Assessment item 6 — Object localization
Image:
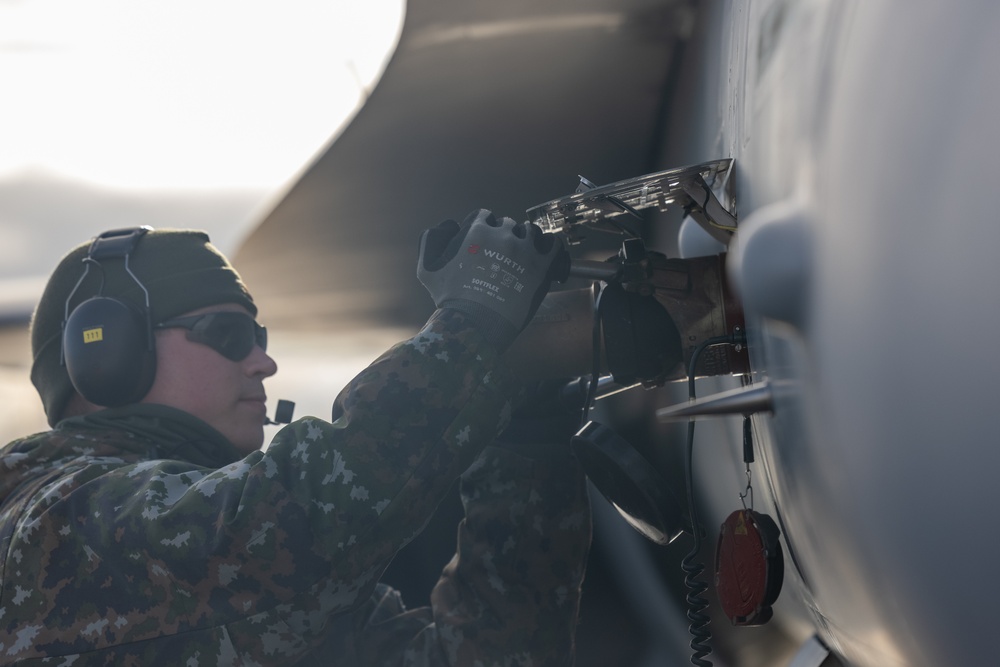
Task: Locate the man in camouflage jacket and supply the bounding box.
[0,213,589,665]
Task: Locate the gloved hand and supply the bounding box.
[418,209,570,351]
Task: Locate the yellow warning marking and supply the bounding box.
[82,327,104,344]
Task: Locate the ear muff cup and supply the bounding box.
[63,296,157,407]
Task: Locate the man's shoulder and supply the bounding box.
[1,424,153,486]
[4,422,143,455]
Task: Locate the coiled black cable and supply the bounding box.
[681,332,746,666]
[682,413,712,666]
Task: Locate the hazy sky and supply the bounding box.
[0,0,404,190]
[0,0,404,305]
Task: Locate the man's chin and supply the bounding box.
[228,424,265,455]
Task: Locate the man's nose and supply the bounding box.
[246,344,278,378]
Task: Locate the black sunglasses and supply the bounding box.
[155,312,267,361]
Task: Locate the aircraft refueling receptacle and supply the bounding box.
[512,158,786,665]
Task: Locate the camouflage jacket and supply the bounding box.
[0,310,592,665]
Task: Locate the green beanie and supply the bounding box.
[30,228,257,426]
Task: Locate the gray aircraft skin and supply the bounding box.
[698,3,1000,666]
[239,1,1000,665]
[662,2,1000,665]
[2,1,997,666]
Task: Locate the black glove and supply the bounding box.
[417,209,569,351]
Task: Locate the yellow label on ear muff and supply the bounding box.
[82,327,104,343]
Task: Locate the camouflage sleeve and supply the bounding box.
[349,443,592,666]
[212,309,525,655]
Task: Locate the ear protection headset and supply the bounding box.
[61,226,157,407]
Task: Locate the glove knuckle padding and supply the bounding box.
[417,210,564,337]
[463,208,498,228]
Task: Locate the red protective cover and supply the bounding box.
[714,509,784,626]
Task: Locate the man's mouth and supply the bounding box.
[241,395,267,410]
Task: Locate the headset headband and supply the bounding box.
[63,226,154,344]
